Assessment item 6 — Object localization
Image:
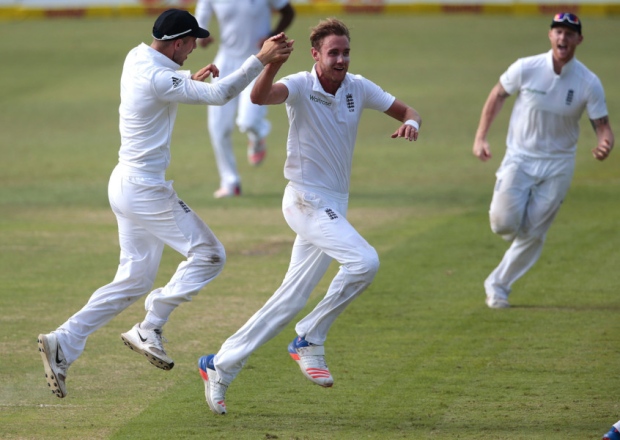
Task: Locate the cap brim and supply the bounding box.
[550,22,581,34]
[195,28,210,39]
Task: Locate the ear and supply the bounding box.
[311,47,319,62]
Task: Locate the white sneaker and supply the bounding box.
[213,184,241,199]
[486,295,510,309]
[38,333,68,398]
[288,336,333,387]
[121,324,174,370]
[198,354,228,414]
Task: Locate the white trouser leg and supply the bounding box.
[236,83,270,143]
[485,157,573,298]
[208,98,240,189]
[214,184,379,384]
[215,236,332,385]
[56,166,225,364]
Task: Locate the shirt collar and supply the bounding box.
[546,49,575,76]
[310,64,349,97]
[140,42,181,70]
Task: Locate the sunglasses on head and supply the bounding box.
[553,12,580,25]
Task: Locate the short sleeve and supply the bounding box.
[279,73,302,104]
[499,59,522,95]
[359,76,395,112]
[586,75,608,120]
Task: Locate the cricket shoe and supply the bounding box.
[214,184,241,199]
[603,427,620,440]
[247,138,266,166]
[37,333,68,398]
[486,295,510,309]
[288,336,333,387]
[198,354,228,415]
[121,324,174,370]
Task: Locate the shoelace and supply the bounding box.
[151,329,168,351]
[212,380,228,400]
[303,354,329,370]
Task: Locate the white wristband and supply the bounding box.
[404,119,419,131]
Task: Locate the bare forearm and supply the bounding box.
[475,83,508,141]
[591,115,615,160]
[250,63,281,105]
[272,4,295,35]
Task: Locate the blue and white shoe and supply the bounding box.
[198,354,227,415]
[288,336,333,387]
[603,427,620,440]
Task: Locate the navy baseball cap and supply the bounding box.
[550,12,582,35]
[152,9,210,41]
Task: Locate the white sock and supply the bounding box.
[139,320,159,331]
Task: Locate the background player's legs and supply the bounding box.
[208,98,241,196]
[486,165,573,300]
[237,84,270,166]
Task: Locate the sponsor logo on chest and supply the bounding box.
[309,94,332,107]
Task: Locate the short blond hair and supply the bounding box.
[309,18,350,50]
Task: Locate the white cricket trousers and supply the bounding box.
[55,164,226,365]
[213,182,380,385]
[485,154,574,299]
[208,54,270,189]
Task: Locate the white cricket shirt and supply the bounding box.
[278,66,395,195]
[195,0,289,60]
[118,43,263,173]
[500,50,608,159]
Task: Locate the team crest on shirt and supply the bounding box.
[346,93,355,112]
[172,77,183,88]
[566,89,574,105]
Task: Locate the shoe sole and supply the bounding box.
[37,335,66,398]
[485,297,510,309]
[120,334,174,371]
[199,367,227,414]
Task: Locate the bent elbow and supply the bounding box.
[250,92,264,105]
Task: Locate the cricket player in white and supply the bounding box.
[198,18,422,414]
[37,9,293,399]
[195,0,295,198]
[473,13,614,309]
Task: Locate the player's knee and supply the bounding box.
[194,245,226,278]
[490,212,519,241]
[356,247,380,283]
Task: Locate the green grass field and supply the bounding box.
[1,13,619,439]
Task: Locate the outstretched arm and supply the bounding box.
[385,99,422,142]
[250,63,290,105]
[250,38,295,106]
[473,82,510,162]
[590,115,614,161]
